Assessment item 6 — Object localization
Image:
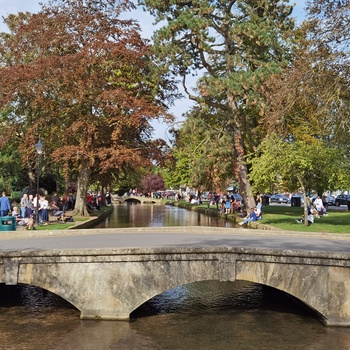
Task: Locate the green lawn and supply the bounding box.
[34,223,75,230]
[177,201,350,234]
[259,205,350,234]
[33,206,112,230]
[34,217,90,231]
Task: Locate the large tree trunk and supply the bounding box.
[297,176,309,226]
[73,164,91,217]
[233,129,256,212]
[228,95,256,213]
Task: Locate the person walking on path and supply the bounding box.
[0,191,11,217]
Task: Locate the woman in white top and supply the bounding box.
[39,196,49,224]
[314,196,326,215]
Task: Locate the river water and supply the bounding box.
[93,201,234,229]
[1,203,350,349]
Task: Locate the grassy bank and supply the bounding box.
[259,205,350,234]
[172,200,350,234]
[33,206,111,231]
[32,201,350,234]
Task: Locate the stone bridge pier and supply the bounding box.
[1,247,350,326]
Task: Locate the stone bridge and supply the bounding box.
[113,196,163,204]
[0,242,349,327]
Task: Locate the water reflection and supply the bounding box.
[94,203,234,229]
[130,281,350,350]
[1,203,350,349]
[0,280,350,350]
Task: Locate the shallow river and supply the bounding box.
[93,202,235,228]
[1,203,349,349]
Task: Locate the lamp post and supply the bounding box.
[35,139,44,225]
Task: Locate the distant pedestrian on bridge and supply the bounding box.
[0,191,11,217]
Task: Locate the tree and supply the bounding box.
[138,0,296,209]
[305,0,350,150]
[163,106,236,193]
[258,2,350,198]
[0,0,174,215]
[306,0,350,51]
[140,173,166,193]
[249,134,346,225]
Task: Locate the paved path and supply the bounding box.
[0,226,349,254]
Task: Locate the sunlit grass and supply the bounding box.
[260,206,350,234]
[178,201,350,234]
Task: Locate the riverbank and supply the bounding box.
[9,200,350,235]
[167,200,276,230]
[168,200,350,234]
[14,206,113,232]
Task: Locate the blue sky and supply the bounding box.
[0,0,307,139]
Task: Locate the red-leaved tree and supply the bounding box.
[141,174,166,193]
[0,0,175,215]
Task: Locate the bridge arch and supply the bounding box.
[0,282,79,312]
[123,269,324,324]
[130,279,322,321]
[0,246,349,326]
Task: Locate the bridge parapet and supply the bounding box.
[0,246,349,326]
[113,196,163,204]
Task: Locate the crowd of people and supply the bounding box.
[182,191,266,226]
[0,187,335,230]
[185,192,245,214]
[0,191,76,230]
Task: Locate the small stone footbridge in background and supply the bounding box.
[0,227,349,327]
[113,196,163,204]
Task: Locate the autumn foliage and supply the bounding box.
[0,0,173,214]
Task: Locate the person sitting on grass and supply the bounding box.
[314,195,327,216]
[296,205,317,225]
[50,202,74,223]
[13,205,35,229]
[24,216,35,230]
[12,206,33,227]
[50,201,64,219]
[12,206,22,221]
[239,207,259,226]
[256,206,262,220]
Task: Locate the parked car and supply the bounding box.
[335,194,350,207]
[326,195,335,206]
[269,194,289,204]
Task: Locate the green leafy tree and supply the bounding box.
[138,0,296,209]
[164,106,235,193]
[249,134,347,224]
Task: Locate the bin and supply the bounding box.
[262,195,270,206]
[291,197,301,207]
[0,216,16,231]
